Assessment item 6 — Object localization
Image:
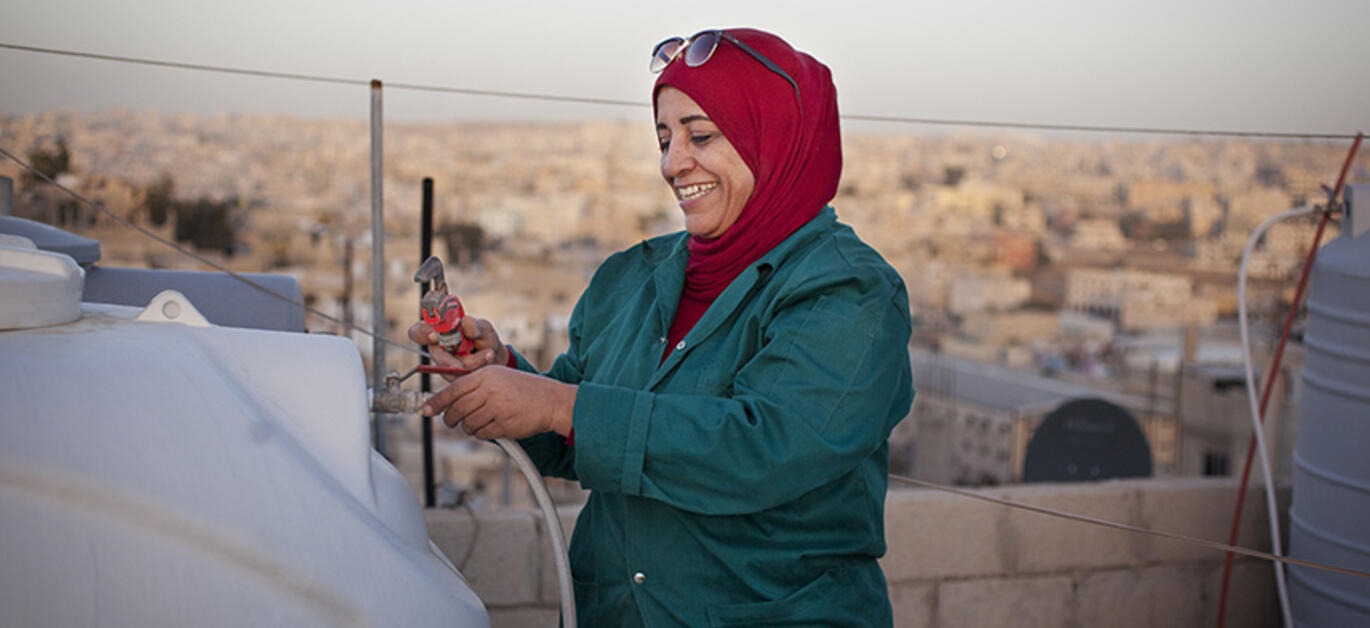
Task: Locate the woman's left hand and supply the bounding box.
[422,366,577,440]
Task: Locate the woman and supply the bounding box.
[413,28,913,627]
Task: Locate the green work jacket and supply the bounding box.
[515,206,913,627]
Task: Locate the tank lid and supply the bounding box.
[0,239,84,330]
[0,215,101,266]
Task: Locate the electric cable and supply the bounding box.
[454,502,480,572]
[1215,131,1364,628]
[0,42,641,109]
[887,473,1370,581]
[8,39,1370,620]
[1,41,1361,140]
[13,136,1370,614]
[0,143,428,360]
[840,113,1358,139]
[1236,205,1315,628]
[3,140,576,625]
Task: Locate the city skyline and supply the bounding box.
[2,0,1367,138]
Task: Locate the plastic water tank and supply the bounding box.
[0,240,489,627]
[1288,184,1370,626]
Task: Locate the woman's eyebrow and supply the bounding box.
[656,115,712,132]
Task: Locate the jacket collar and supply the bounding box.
[648,206,838,385]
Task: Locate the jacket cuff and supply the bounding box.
[507,345,536,373]
[572,382,651,496]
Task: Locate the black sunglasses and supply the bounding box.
[650,30,801,105]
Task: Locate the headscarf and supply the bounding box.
[654,28,843,303]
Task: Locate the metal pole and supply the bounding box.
[342,238,354,336]
[0,176,12,216]
[370,79,388,457]
[420,177,436,508]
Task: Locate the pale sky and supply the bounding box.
[2,0,1367,137]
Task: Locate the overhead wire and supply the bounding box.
[5,36,1370,599]
[0,42,643,109]
[0,144,428,361]
[8,135,1370,591]
[840,113,1358,140]
[888,473,1370,581]
[1217,132,1363,628]
[1,41,1362,140]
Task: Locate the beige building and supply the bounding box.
[1126,180,1216,212]
[1065,268,1217,331]
[946,271,1032,315]
[1069,218,1129,251]
[1173,362,1298,481]
[898,350,1174,487]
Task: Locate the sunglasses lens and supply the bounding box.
[683,31,719,67]
[650,38,683,73]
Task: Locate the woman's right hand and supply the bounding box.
[407,316,509,381]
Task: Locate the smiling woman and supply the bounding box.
[412,28,913,627]
[655,87,755,239]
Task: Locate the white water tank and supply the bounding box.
[0,240,489,627]
[1288,183,1370,626]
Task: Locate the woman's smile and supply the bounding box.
[675,181,717,202]
[655,86,755,239]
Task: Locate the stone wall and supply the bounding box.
[425,477,1288,627]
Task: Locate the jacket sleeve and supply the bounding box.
[570,262,913,516]
[512,305,589,481]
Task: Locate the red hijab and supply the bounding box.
[654,29,843,344]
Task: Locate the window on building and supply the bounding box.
[1203,451,1229,476]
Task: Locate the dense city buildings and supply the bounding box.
[3,109,1363,491]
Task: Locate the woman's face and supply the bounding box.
[655,87,755,239]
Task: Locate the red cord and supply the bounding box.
[1214,132,1362,628]
[417,364,470,376]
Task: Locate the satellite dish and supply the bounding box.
[1023,397,1152,483]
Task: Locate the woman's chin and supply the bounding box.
[683,221,724,239]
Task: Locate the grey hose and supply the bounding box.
[368,389,576,627]
[492,437,576,628]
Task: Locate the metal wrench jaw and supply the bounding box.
[414,255,467,353]
[414,256,448,294]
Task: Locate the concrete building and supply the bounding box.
[897,350,1174,487]
[1065,267,1217,331]
[946,271,1032,315]
[1125,180,1216,212]
[992,231,1039,271]
[426,479,1289,627]
[1070,218,1128,251]
[1173,362,1298,482]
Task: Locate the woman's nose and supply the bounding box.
[661,138,694,178]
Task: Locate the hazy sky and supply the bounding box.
[2,0,1367,137]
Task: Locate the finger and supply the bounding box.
[424,345,466,381]
[460,405,499,437]
[429,343,461,366]
[456,348,497,371]
[422,374,479,417]
[460,315,484,341]
[442,385,487,429]
[408,321,438,345]
[473,421,504,441]
[465,318,505,355]
[422,384,457,418]
[441,407,463,429]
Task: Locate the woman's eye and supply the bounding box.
[657,138,670,152]
[690,134,712,144]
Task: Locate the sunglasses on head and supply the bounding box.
[650,30,801,103]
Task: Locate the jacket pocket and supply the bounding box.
[695,368,735,396]
[571,575,632,627]
[705,569,845,627]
